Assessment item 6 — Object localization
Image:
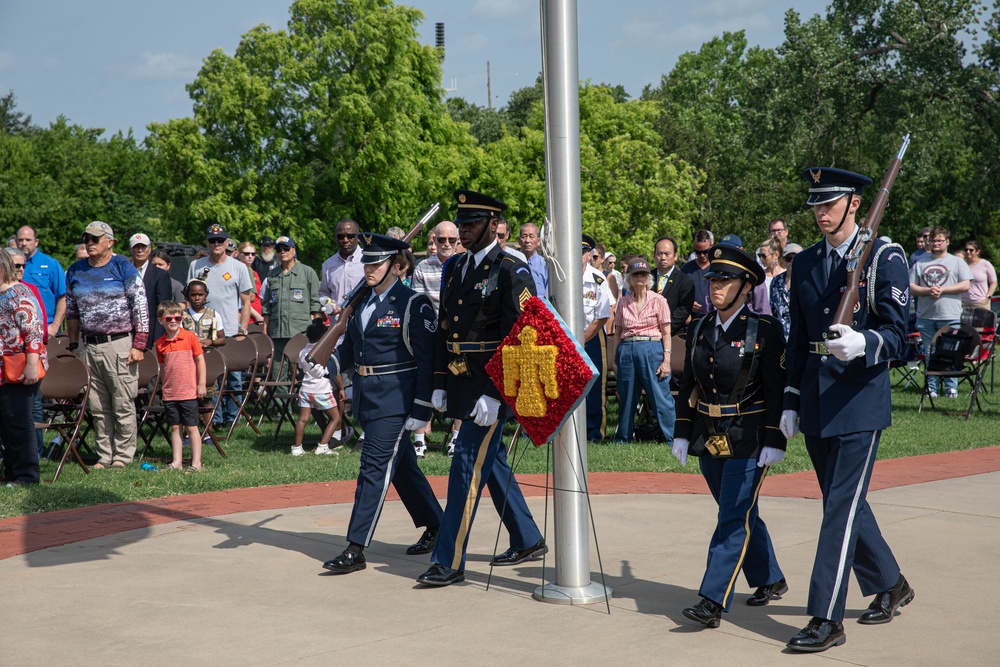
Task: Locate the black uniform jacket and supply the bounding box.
[432,243,536,420]
[675,309,787,458]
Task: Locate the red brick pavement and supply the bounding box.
[3,446,999,561]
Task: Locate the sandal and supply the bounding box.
[184,466,202,474]
[164,464,184,471]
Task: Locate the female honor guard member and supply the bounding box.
[417,190,546,587]
[781,168,913,652]
[672,244,788,629]
[582,234,613,441]
[309,233,444,574]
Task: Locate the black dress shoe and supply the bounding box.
[322,550,366,574]
[416,563,465,587]
[490,539,548,566]
[682,598,722,628]
[746,577,788,606]
[405,528,438,555]
[858,574,914,624]
[786,617,846,652]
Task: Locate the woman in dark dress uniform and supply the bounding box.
[671,243,788,628]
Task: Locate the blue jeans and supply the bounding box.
[916,317,959,394]
[214,371,242,424]
[614,339,675,443]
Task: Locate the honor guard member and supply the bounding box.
[417,190,546,587]
[582,234,613,440]
[308,233,444,574]
[672,244,788,629]
[781,168,913,652]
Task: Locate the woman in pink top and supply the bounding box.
[961,240,997,309]
[611,257,675,443]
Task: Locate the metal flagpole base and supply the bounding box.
[533,581,612,605]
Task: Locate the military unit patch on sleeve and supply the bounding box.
[519,287,532,310]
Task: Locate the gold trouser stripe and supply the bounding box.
[598,328,607,438]
[451,421,499,570]
[723,464,770,605]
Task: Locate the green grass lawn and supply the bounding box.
[3,373,998,519]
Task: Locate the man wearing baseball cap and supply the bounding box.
[129,232,171,348]
[66,221,150,468]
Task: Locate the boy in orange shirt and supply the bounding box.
[155,301,207,472]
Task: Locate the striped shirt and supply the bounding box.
[155,328,204,401]
[412,254,446,315]
[613,291,671,339]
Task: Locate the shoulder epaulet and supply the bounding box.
[503,255,517,263]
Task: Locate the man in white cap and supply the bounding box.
[129,232,171,348]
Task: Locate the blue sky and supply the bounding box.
[0,0,830,139]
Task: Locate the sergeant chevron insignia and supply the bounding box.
[519,288,532,310]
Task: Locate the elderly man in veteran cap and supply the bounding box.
[66,221,149,468]
[416,189,547,587]
[129,232,172,348]
[781,167,914,653]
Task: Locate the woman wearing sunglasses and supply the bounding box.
[961,240,997,310]
[237,242,264,323]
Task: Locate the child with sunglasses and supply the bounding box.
[155,300,207,473]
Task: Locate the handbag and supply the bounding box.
[3,352,46,383]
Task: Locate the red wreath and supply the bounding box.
[486,296,595,445]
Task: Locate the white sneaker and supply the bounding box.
[291,445,305,457]
[928,390,939,398]
[414,443,427,459]
[946,389,959,399]
[314,444,339,455]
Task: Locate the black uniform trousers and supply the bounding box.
[345,415,443,547]
[584,329,607,441]
[804,430,901,622]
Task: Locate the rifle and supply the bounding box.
[829,134,911,337]
[306,202,440,366]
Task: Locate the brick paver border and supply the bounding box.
[3,445,999,561]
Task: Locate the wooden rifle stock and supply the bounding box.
[829,135,911,336]
[307,202,440,366]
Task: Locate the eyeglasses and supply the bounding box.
[437,236,458,244]
[82,234,103,244]
[694,249,709,256]
[162,315,184,322]
[337,233,357,240]
[207,238,227,245]
[783,253,798,261]
[930,238,948,243]
[241,251,256,257]
[757,253,769,259]
[276,245,293,252]
[13,264,24,269]
[770,228,785,233]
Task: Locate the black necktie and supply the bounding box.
[829,249,841,280]
[462,254,476,286]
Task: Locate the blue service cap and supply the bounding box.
[358,232,411,264]
[801,167,873,206]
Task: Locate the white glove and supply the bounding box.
[758,446,786,467]
[826,324,866,361]
[470,395,501,426]
[671,438,689,467]
[779,410,799,440]
[404,416,429,431]
[432,389,447,412]
[303,354,329,379]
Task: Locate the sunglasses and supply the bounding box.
[437,236,458,244]
[965,247,977,253]
[783,253,798,261]
[694,249,710,256]
[82,234,104,244]
[757,253,769,259]
[13,264,24,269]
[496,232,508,239]
[241,251,256,257]
[337,233,357,240]
[162,315,183,322]
[207,238,228,245]
[276,245,293,252]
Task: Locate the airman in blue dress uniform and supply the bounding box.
[313,233,444,574]
[781,167,914,652]
[416,190,546,587]
[672,244,788,629]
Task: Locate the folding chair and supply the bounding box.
[246,331,274,421]
[891,332,923,389]
[256,332,308,428]
[135,356,173,459]
[47,335,72,357]
[216,335,261,441]
[918,320,993,419]
[199,347,229,456]
[39,354,93,482]
[268,334,310,446]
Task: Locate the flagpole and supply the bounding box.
[534,0,611,605]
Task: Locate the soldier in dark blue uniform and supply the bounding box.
[782,168,914,652]
[416,190,546,587]
[672,244,788,629]
[309,233,444,574]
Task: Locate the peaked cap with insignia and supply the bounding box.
[359,232,411,265]
[801,167,873,206]
[703,243,765,287]
[452,189,507,225]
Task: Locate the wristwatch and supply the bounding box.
[238,327,248,335]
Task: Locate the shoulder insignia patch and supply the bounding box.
[594,274,604,284]
[515,266,530,275]
[891,286,909,306]
[518,288,532,311]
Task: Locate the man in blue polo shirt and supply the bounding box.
[17,226,66,338]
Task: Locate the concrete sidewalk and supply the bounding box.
[1,466,996,665]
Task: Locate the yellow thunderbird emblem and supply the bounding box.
[501,326,560,417]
